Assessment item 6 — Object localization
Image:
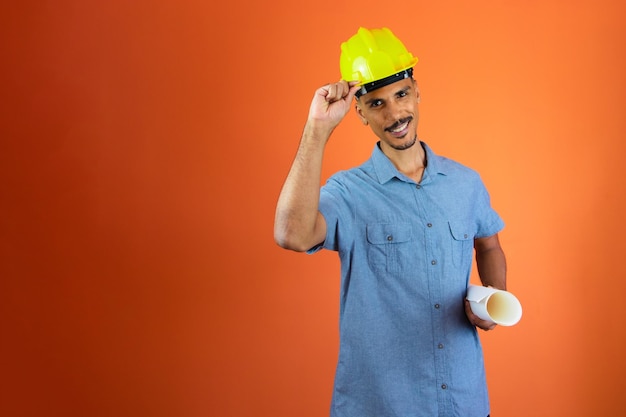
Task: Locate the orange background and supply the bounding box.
[2,1,625,416]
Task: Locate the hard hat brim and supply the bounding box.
[355,67,415,98]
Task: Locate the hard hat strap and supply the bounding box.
[355,68,414,98]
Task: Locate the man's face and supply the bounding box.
[355,78,420,152]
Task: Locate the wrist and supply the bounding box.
[303,119,334,145]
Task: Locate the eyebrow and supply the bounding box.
[364,86,412,106]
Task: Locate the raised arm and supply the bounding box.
[274,81,360,252]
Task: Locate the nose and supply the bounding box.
[384,99,403,122]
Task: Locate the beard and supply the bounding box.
[389,134,418,151]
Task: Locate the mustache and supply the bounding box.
[384,117,413,132]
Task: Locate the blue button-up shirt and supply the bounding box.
[309,142,504,417]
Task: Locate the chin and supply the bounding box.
[391,135,417,151]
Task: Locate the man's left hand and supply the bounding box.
[464,299,497,331]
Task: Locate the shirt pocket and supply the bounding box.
[366,222,413,276]
[448,220,474,270]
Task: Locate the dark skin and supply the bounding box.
[275,79,507,331]
[466,234,507,330]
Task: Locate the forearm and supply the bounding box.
[274,122,331,251]
[475,238,507,290]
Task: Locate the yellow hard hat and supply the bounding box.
[340,27,418,97]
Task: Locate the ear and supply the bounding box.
[414,82,421,103]
[355,103,368,125]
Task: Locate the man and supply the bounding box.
[274,27,506,417]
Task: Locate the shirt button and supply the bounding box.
[464,233,468,238]
[387,235,393,242]
[438,343,444,349]
[441,384,448,390]
[427,223,432,228]
[431,260,437,265]
[416,184,421,189]
[434,304,440,309]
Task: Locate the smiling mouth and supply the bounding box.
[385,117,412,133]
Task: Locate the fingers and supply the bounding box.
[464,299,497,331]
[324,80,360,103]
[325,81,348,103]
[476,319,497,331]
[347,81,361,100]
[308,80,361,127]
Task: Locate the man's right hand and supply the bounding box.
[307,80,361,134]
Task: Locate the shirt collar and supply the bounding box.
[371,141,447,184]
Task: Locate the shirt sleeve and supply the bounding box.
[474,175,505,238]
[306,175,354,254]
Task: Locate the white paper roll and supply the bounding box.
[466,285,522,326]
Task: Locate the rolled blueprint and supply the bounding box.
[466,285,522,326]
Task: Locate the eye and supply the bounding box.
[370,99,383,108]
[397,90,408,98]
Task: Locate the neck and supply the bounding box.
[380,139,427,181]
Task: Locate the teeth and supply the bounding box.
[391,122,408,132]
